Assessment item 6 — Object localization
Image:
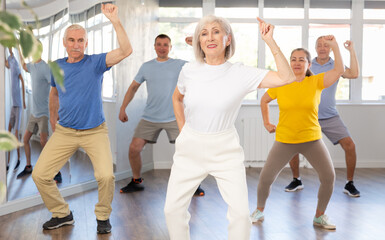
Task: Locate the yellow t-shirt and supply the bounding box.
[267,73,325,144]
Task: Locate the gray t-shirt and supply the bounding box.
[310,58,338,119]
[134,58,187,123]
[27,60,51,117]
[8,55,22,107]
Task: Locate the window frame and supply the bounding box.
[159,0,385,103]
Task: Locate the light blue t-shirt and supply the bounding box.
[51,53,111,130]
[27,60,51,118]
[8,55,22,107]
[310,58,339,119]
[135,58,187,123]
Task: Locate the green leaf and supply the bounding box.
[19,29,34,58]
[48,61,65,91]
[0,11,22,30]
[0,22,17,47]
[31,39,43,62]
[0,130,23,151]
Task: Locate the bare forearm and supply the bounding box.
[266,40,295,85]
[173,100,185,132]
[120,87,136,111]
[261,101,271,126]
[345,49,359,78]
[113,20,132,57]
[49,91,59,128]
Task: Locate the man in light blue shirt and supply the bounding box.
[16,46,52,179]
[284,37,360,197]
[119,34,205,196]
[5,47,26,173]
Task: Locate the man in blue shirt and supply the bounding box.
[119,34,205,196]
[5,47,26,173]
[284,37,360,197]
[32,4,132,234]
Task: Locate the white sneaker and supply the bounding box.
[313,214,336,230]
[250,209,264,223]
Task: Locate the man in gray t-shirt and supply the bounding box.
[119,34,204,196]
[16,46,54,179]
[5,47,26,173]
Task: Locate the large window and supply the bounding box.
[159,0,385,103]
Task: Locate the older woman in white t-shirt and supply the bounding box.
[164,15,296,240]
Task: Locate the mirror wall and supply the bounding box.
[3,0,118,202]
[2,0,159,210]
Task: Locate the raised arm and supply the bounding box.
[17,46,28,72]
[257,18,296,89]
[119,81,141,122]
[342,40,359,79]
[323,35,345,88]
[103,4,133,68]
[260,92,276,133]
[49,87,59,132]
[19,74,26,109]
[172,88,185,132]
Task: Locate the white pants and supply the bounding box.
[164,126,251,240]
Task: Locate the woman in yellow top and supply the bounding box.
[250,35,344,230]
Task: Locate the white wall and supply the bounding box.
[153,104,385,169]
[114,0,159,174]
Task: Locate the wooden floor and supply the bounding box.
[1,167,385,240]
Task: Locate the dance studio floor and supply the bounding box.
[0,167,384,240]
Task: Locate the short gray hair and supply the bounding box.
[63,24,88,41]
[193,15,236,63]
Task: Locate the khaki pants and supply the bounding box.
[32,122,115,220]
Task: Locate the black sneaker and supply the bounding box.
[97,219,112,234]
[120,178,144,193]
[43,211,74,230]
[194,185,205,197]
[285,178,304,192]
[13,159,20,172]
[54,172,62,184]
[6,165,9,173]
[17,165,33,178]
[343,181,360,197]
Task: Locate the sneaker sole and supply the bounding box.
[343,189,360,197]
[285,185,304,192]
[313,221,336,230]
[120,188,144,193]
[97,229,112,234]
[43,220,75,230]
[250,216,264,223]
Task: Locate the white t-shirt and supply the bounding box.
[177,61,269,132]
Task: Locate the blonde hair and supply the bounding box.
[64,24,88,41]
[193,15,235,63]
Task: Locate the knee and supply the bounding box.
[320,170,335,186]
[341,138,356,153]
[23,135,29,145]
[129,143,142,156]
[95,172,115,183]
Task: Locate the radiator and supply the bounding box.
[238,117,275,166]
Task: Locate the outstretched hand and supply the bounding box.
[102,3,119,23]
[257,17,274,42]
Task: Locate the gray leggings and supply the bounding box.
[257,139,335,212]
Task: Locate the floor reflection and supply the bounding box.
[6,140,96,201]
